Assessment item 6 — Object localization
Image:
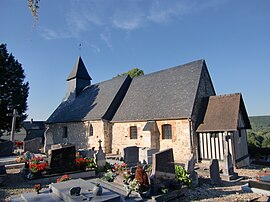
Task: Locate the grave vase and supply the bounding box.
[92,184,103,196]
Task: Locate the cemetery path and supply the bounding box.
[180,167,269,202]
[0,167,269,201]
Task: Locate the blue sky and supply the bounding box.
[1,0,270,120]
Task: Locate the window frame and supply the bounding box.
[89,124,94,136]
[162,124,172,139]
[63,126,68,138]
[130,126,138,139]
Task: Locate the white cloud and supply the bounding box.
[39,27,71,40]
[90,44,101,53]
[39,0,228,40]
[100,30,112,49]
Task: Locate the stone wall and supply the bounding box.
[112,119,192,164]
[46,120,109,152]
[46,122,88,149]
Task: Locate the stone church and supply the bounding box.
[45,57,251,167]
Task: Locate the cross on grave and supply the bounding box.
[98,139,102,149]
[7,109,20,142]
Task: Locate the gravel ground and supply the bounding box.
[0,167,269,201]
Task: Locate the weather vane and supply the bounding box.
[79,43,82,56]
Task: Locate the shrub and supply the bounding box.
[175,165,191,187]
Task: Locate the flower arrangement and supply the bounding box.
[29,157,48,174]
[85,157,96,169]
[102,170,116,182]
[75,157,97,170]
[113,162,128,174]
[34,183,42,194]
[75,157,87,170]
[124,178,140,197]
[16,151,35,163]
[56,174,71,183]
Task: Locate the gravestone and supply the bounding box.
[0,165,7,186]
[185,154,198,187]
[95,140,106,168]
[210,159,221,185]
[48,144,76,173]
[0,139,13,157]
[150,148,175,194]
[124,146,139,167]
[23,137,42,153]
[78,149,95,158]
[223,153,234,176]
[185,153,195,174]
[139,147,158,164]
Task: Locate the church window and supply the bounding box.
[162,124,172,139]
[63,126,68,138]
[89,124,94,136]
[130,126,137,139]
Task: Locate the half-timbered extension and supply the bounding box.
[196,94,251,168]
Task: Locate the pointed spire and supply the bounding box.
[67,56,92,81]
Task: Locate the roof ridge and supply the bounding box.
[132,59,205,80]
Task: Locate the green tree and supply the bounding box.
[116,68,144,78]
[0,44,29,135]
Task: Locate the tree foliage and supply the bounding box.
[116,68,144,78]
[0,44,29,135]
[247,115,270,157]
[28,0,40,24]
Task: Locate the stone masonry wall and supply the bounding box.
[112,119,192,164]
[47,122,88,149]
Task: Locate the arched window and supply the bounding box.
[162,124,172,139]
[89,124,94,136]
[130,126,137,139]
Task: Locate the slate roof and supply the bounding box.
[112,59,206,122]
[23,121,45,130]
[47,75,131,123]
[196,93,251,132]
[67,56,92,81]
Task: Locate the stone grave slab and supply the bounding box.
[139,147,158,164]
[185,153,195,174]
[21,189,61,202]
[124,146,139,167]
[150,148,175,194]
[51,178,121,201]
[48,144,76,173]
[78,149,95,158]
[0,139,13,157]
[96,140,106,168]
[23,137,42,153]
